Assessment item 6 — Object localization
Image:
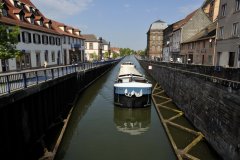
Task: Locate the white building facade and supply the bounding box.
[0,0,85,72]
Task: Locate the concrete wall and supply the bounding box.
[0,62,117,159]
[139,60,240,160]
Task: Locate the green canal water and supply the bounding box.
[55,56,220,160]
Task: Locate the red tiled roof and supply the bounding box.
[35,16,43,21]
[0,0,84,38]
[0,0,60,35]
[51,20,85,39]
[24,12,34,18]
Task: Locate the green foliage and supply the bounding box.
[112,52,118,59]
[0,24,21,60]
[138,50,146,56]
[119,48,134,57]
[103,52,109,59]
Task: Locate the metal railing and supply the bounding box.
[0,60,118,96]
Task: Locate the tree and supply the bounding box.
[112,52,118,59]
[103,52,109,59]
[119,48,134,57]
[0,24,21,60]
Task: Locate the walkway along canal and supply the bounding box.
[54,55,220,160]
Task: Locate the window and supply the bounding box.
[236,0,240,11]
[42,35,48,45]
[221,4,227,17]
[39,20,43,26]
[208,55,213,64]
[29,7,33,13]
[45,50,49,62]
[203,41,206,48]
[14,1,20,8]
[89,43,93,49]
[30,17,34,24]
[219,27,224,38]
[33,33,41,44]
[2,8,8,17]
[63,36,66,44]
[49,36,55,45]
[19,14,24,21]
[22,32,31,43]
[232,23,239,36]
[51,51,55,62]
[56,37,61,46]
[238,46,240,61]
[152,36,156,40]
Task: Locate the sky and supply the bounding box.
[31,0,204,50]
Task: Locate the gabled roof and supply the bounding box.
[182,21,216,43]
[1,0,85,38]
[82,34,99,42]
[51,20,84,39]
[0,0,60,35]
[173,9,197,31]
[102,39,109,45]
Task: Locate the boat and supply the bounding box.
[114,62,152,108]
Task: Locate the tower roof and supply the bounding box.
[149,19,168,31]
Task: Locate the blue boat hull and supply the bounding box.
[114,93,151,108]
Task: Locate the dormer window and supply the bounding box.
[35,16,44,26]
[30,17,34,24]
[2,8,8,16]
[14,0,21,8]
[20,14,24,21]
[13,9,25,21]
[1,4,9,17]
[20,3,25,10]
[44,19,52,29]
[39,20,43,26]
[29,7,33,13]
[25,13,35,24]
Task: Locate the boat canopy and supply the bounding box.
[119,65,142,77]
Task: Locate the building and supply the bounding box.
[202,0,220,22]
[0,0,85,72]
[178,9,212,63]
[163,24,173,62]
[51,20,85,64]
[102,39,111,59]
[146,20,167,59]
[216,0,240,67]
[83,34,110,61]
[181,22,217,65]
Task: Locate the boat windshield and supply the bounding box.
[117,76,147,83]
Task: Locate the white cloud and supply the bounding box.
[31,0,93,19]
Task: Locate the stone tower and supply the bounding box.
[146,20,168,59]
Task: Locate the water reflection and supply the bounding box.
[114,107,151,136]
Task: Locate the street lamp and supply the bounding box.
[98,37,103,60]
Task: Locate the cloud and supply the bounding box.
[178,3,201,15]
[31,0,93,19]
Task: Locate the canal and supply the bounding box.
[55,56,176,160]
